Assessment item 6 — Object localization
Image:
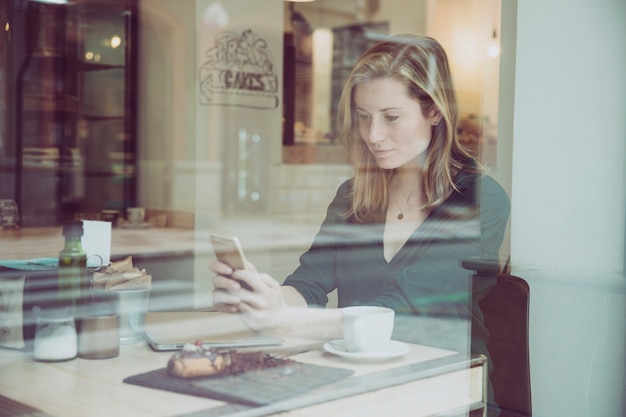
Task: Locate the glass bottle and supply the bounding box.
[33,305,78,362]
[58,220,88,318]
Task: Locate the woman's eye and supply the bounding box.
[385,115,399,122]
[357,113,370,122]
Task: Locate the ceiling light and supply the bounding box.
[33,0,69,4]
[110,36,122,48]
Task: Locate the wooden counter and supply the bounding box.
[0,313,486,417]
[0,226,198,260]
[0,221,324,344]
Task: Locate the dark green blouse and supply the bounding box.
[283,165,510,318]
[282,164,509,409]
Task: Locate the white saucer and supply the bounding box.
[323,339,410,361]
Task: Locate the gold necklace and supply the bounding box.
[390,190,423,220]
[390,193,406,220]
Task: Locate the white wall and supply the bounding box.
[510,0,626,416]
[369,0,427,34]
[138,0,197,211]
[426,0,501,122]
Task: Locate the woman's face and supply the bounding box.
[354,77,439,170]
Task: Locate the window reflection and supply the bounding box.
[0,1,508,415]
[1,2,624,417]
[283,0,501,170]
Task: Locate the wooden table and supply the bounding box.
[0,321,486,417]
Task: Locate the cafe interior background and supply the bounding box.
[0,0,624,416]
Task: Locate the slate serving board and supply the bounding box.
[124,361,354,407]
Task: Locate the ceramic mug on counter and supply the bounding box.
[126,207,145,225]
[100,210,120,228]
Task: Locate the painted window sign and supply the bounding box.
[199,29,279,109]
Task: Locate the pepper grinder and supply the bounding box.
[78,299,119,359]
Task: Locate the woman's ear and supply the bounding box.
[431,109,443,126]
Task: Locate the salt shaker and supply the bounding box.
[33,306,78,362]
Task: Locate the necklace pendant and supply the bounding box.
[397,213,404,220]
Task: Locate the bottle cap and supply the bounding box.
[62,220,84,237]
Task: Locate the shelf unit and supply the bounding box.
[76,1,137,215]
[3,0,138,227]
[14,1,81,226]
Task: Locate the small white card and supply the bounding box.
[81,220,112,268]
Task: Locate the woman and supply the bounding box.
[211,35,509,345]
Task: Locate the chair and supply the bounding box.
[463,258,532,417]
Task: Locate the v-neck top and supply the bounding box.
[283,165,510,317]
[282,164,509,408]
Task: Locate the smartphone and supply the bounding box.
[209,233,252,290]
[209,233,248,271]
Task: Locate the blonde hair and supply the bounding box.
[336,35,478,221]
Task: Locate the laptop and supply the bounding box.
[144,310,283,351]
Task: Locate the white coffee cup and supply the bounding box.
[127,207,145,225]
[341,306,395,352]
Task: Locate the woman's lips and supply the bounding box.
[372,149,393,158]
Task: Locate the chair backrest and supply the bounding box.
[479,272,532,417]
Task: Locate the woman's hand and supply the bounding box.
[210,258,251,313]
[209,259,287,314]
[209,260,334,338]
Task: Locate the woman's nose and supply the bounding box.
[367,119,386,143]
